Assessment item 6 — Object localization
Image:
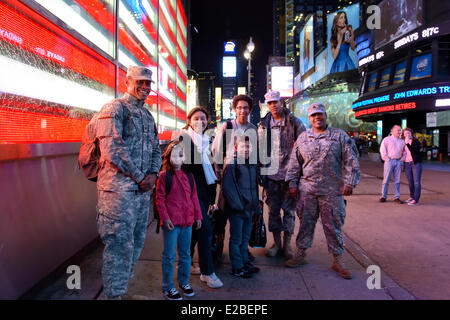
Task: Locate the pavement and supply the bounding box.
[23,157,450,300]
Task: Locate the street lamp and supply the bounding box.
[244,37,254,96]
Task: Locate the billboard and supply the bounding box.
[375,0,423,50]
[271,66,293,98]
[326,4,360,74]
[300,16,314,76]
[410,53,432,81]
[224,41,236,54]
[223,56,236,77]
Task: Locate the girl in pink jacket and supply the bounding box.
[155,138,202,300]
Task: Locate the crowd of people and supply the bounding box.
[81,65,362,300]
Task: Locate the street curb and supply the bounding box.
[343,232,418,300]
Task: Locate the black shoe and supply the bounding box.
[163,288,182,300]
[244,262,260,274]
[379,197,386,203]
[231,268,252,278]
[394,199,404,204]
[179,284,195,297]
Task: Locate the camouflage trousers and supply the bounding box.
[96,190,151,298]
[295,193,346,255]
[265,179,296,234]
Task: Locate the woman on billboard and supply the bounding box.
[330,11,356,73]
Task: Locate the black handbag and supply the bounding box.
[249,200,267,248]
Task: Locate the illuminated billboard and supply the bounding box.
[223,56,236,78]
[224,41,236,54]
[326,4,360,74]
[410,53,432,81]
[271,66,293,98]
[300,16,314,76]
[375,0,423,50]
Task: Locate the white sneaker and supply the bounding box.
[406,198,414,203]
[200,273,223,288]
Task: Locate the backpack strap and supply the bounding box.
[165,170,173,195]
[222,120,233,159]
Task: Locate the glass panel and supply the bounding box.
[367,72,377,92]
[379,67,391,88]
[393,61,407,85]
[438,51,450,76]
[33,0,116,58]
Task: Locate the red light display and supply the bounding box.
[355,102,417,118]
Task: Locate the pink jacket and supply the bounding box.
[155,170,203,228]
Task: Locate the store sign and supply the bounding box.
[394,27,440,50]
[353,85,450,109]
[224,41,236,54]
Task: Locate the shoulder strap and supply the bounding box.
[223,120,233,158]
[186,172,194,192]
[165,171,173,196]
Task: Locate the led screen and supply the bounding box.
[300,16,314,76]
[271,66,293,98]
[379,67,391,88]
[410,53,432,80]
[393,61,407,85]
[326,4,360,74]
[367,72,378,92]
[223,56,236,78]
[375,0,423,50]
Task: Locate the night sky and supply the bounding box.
[190,0,274,105]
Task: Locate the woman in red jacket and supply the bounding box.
[155,138,202,300]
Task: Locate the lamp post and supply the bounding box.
[244,37,254,96]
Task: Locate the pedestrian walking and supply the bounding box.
[155,138,203,300]
[379,125,407,203]
[258,90,305,259]
[221,136,260,278]
[180,107,224,289]
[92,66,161,299]
[403,128,423,206]
[284,102,360,279]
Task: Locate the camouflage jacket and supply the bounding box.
[258,109,305,184]
[96,93,161,191]
[285,126,360,195]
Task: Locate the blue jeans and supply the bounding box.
[381,159,402,199]
[229,214,252,271]
[404,162,423,203]
[162,226,192,292]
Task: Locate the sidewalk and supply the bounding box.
[30,158,449,300]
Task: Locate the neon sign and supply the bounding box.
[353,86,450,109]
[224,41,236,54]
[355,102,417,117]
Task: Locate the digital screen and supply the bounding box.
[393,61,407,85]
[223,56,236,78]
[293,92,376,132]
[410,53,432,80]
[379,67,391,88]
[375,0,423,50]
[367,72,378,92]
[222,98,234,120]
[326,4,360,74]
[300,16,314,76]
[271,66,293,97]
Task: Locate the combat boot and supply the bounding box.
[283,232,293,260]
[266,232,282,257]
[331,254,353,279]
[284,249,307,268]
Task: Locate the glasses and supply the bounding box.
[236,106,250,112]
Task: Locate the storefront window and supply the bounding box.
[410,53,432,81]
[393,60,407,85]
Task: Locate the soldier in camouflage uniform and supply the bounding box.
[284,102,360,279]
[258,91,305,259]
[95,66,161,299]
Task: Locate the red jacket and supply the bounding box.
[155,170,203,227]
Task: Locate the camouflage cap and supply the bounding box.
[126,66,154,82]
[264,90,281,103]
[307,102,326,116]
